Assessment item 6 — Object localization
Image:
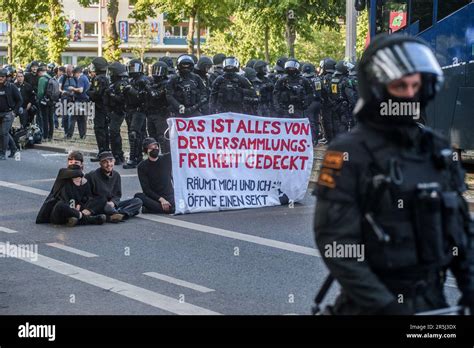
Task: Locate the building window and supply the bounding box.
[410,0,433,33]
[437,0,469,21]
[0,22,7,36]
[164,25,185,37]
[62,56,73,65]
[84,22,99,36]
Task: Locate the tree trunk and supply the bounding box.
[285,18,296,58]
[105,0,120,60]
[7,12,13,64]
[264,24,270,62]
[196,13,201,58]
[187,11,196,55]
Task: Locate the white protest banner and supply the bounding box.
[167,113,313,214]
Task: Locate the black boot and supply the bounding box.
[79,214,106,225]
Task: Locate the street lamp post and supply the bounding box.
[98,0,103,57]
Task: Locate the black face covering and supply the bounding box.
[148,149,159,159]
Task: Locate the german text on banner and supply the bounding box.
[167,113,314,214]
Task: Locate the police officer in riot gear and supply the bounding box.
[329,60,358,136]
[194,56,213,115]
[268,57,287,84]
[159,56,176,77]
[209,53,226,87]
[104,62,128,165]
[123,59,150,169]
[319,58,337,143]
[166,54,208,118]
[210,56,254,114]
[253,60,274,117]
[147,61,170,153]
[273,59,313,118]
[87,57,110,162]
[243,67,261,115]
[313,34,474,315]
[302,63,323,144]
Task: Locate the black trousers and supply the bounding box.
[147,112,169,154]
[100,198,143,218]
[0,111,14,157]
[307,101,321,142]
[94,107,111,153]
[40,104,54,140]
[50,201,81,225]
[126,110,147,162]
[134,193,175,214]
[109,110,125,159]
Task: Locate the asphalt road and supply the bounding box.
[0,149,461,315]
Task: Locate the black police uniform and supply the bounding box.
[104,63,128,164]
[210,72,254,114]
[253,61,275,117]
[273,72,313,118]
[166,65,207,118]
[0,78,23,159]
[147,74,170,153]
[88,71,111,156]
[302,64,323,143]
[319,58,337,142]
[329,67,357,137]
[314,34,474,315]
[123,72,150,167]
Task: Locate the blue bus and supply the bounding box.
[356,0,474,151]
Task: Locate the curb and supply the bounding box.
[34,143,99,158]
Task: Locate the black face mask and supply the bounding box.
[148,149,159,159]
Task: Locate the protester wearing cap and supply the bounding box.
[134,138,174,214]
[85,151,143,222]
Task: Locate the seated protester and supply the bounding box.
[36,165,106,227]
[86,151,143,222]
[134,138,175,214]
[67,150,85,171]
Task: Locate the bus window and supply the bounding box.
[437,0,469,21]
[375,0,408,35]
[411,0,434,32]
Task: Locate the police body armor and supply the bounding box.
[281,76,306,110]
[147,80,168,113]
[308,76,323,103]
[105,78,128,111]
[174,75,200,108]
[218,74,244,105]
[358,126,470,304]
[88,74,109,109]
[125,75,149,111]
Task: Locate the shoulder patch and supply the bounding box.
[317,168,336,188]
[322,151,345,170]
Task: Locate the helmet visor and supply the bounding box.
[284,60,300,71]
[128,62,143,73]
[367,41,443,85]
[223,57,239,70]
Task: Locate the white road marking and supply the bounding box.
[0,226,18,234]
[0,242,219,315]
[144,272,215,293]
[0,180,320,258]
[120,174,138,178]
[139,215,320,257]
[46,243,98,258]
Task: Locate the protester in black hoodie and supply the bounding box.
[134,138,174,214]
[36,165,106,226]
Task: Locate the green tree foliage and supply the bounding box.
[12,22,48,67]
[46,0,69,64]
[356,10,369,59]
[0,0,48,63]
[129,21,154,61]
[131,0,234,55]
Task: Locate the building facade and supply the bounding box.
[0,0,206,66]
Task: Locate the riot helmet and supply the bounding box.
[223,56,240,73]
